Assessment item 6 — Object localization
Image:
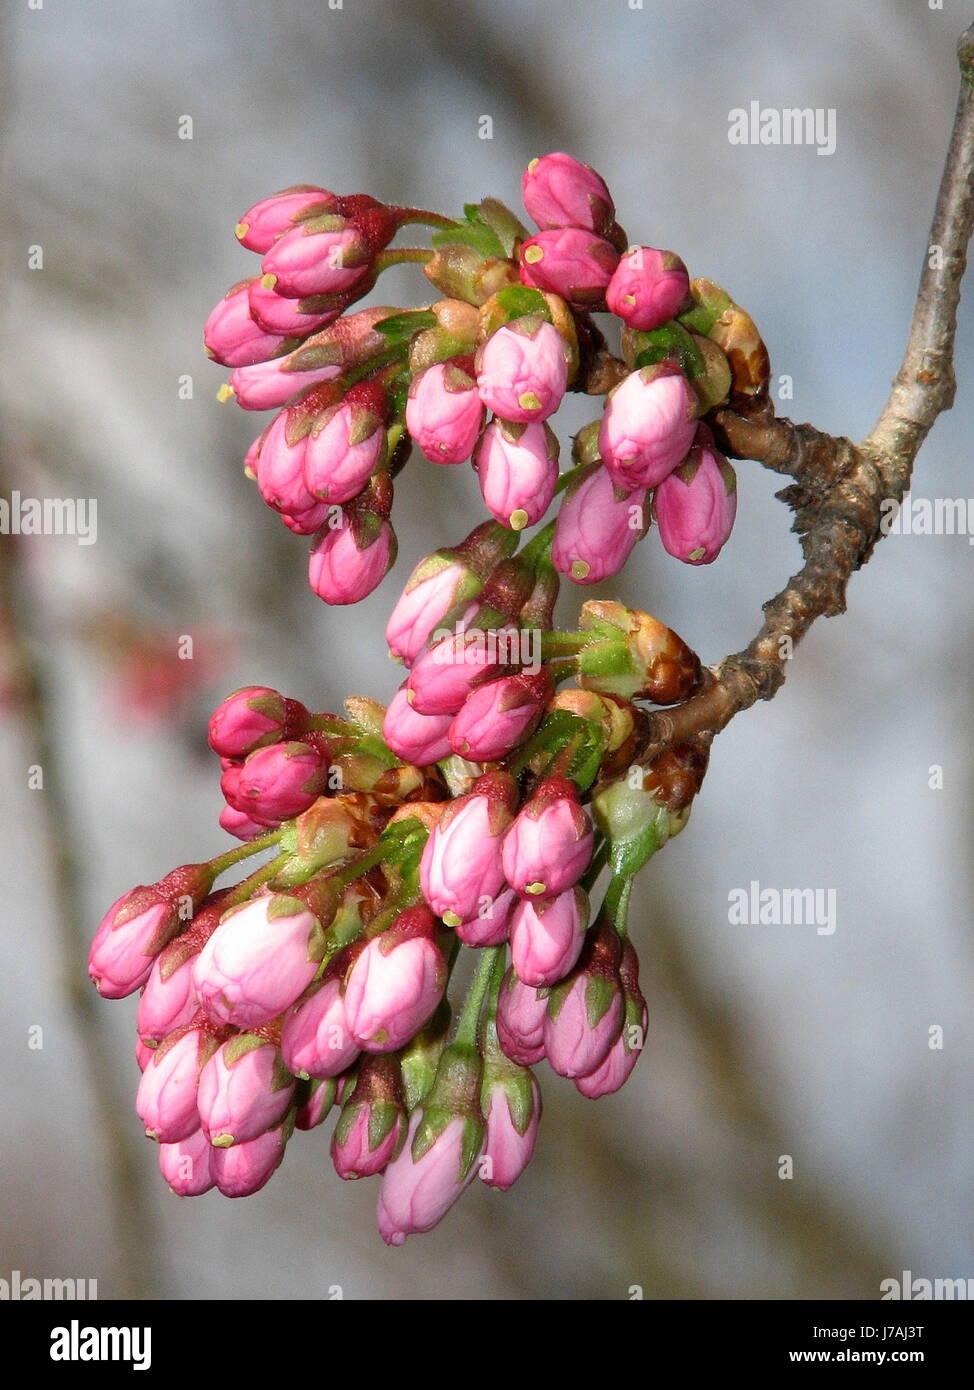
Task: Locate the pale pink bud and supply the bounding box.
[218,805,270,841]
[448,669,550,762]
[88,891,177,999]
[342,907,447,1052]
[226,741,327,823]
[522,152,615,235]
[158,1127,215,1196]
[247,275,340,336]
[281,977,360,1078]
[510,885,589,987]
[405,627,517,716]
[406,362,485,464]
[332,1104,405,1179]
[606,245,691,331]
[135,1025,215,1143]
[495,968,547,1065]
[598,365,697,490]
[137,941,199,1044]
[227,358,342,411]
[382,685,453,764]
[192,895,325,1030]
[308,513,396,605]
[211,1117,292,1197]
[303,401,385,504]
[261,222,371,298]
[454,886,516,947]
[208,685,308,759]
[236,186,336,253]
[197,1035,295,1147]
[475,317,568,423]
[376,1112,479,1246]
[279,501,332,535]
[385,561,471,666]
[255,410,316,515]
[481,1070,541,1190]
[331,1057,407,1179]
[204,280,290,368]
[419,772,516,926]
[519,229,619,308]
[653,427,738,564]
[552,464,648,584]
[295,1077,338,1131]
[501,777,594,898]
[544,926,624,1078]
[473,419,560,530]
[575,996,648,1098]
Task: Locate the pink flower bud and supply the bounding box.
[135,1024,216,1143]
[342,907,447,1052]
[522,152,615,236]
[519,229,619,308]
[454,885,516,946]
[331,1055,407,1179]
[204,280,290,368]
[218,804,270,841]
[405,627,518,716]
[210,1116,292,1197]
[552,464,649,584]
[295,1076,338,1130]
[473,419,560,531]
[475,316,568,424]
[236,186,336,253]
[261,221,371,299]
[501,777,594,898]
[481,1068,541,1190]
[543,925,624,1078]
[419,772,516,926]
[406,362,485,464]
[332,1103,405,1179]
[136,1038,154,1072]
[158,1127,215,1197]
[281,976,360,1078]
[303,398,386,504]
[385,561,474,666]
[137,938,199,1044]
[495,968,547,1065]
[197,1034,295,1146]
[279,501,332,535]
[208,685,308,760]
[227,358,342,411]
[382,685,453,764]
[606,246,691,331]
[376,1111,480,1246]
[192,894,326,1029]
[226,741,327,823]
[88,890,177,999]
[653,427,738,564]
[255,410,316,515]
[247,275,341,336]
[575,994,648,1097]
[598,365,697,490]
[448,669,551,762]
[510,885,589,988]
[308,512,396,606]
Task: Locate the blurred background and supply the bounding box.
[1,0,972,1300]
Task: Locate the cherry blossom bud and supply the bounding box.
[136,1023,218,1143]
[227,358,342,411]
[193,894,327,1030]
[480,1042,541,1191]
[382,685,453,765]
[598,364,698,490]
[281,975,359,1078]
[386,562,477,667]
[303,386,387,504]
[261,219,372,299]
[235,186,336,253]
[198,1034,295,1147]
[653,426,738,564]
[606,246,691,331]
[295,1076,338,1130]
[308,510,396,606]
[543,924,624,1078]
[473,418,560,531]
[218,805,269,841]
[454,885,517,947]
[208,686,309,760]
[89,864,213,999]
[137,935,200,1044]
[255,409,318,515]
[331,1055,407,1179]
[211,1113,293,1197]
[158,1127,215,1197]
[510,885,589,988]
[501,777,594,899]
[226,742,328,823]
[246,276,340,336]
[405,627,518,717]
[406,362,485,464]
[519,228,619,309]
[552,463,649,584]
[279,501,331,535]
[521,152,615,236]
[448,669,551,762]
[495,967,547,1065]
[475,316,568,423]
[576,943,648,1098]
[376,1042,485,1245]
[136,1038,153,1072]
[342,906,447,1051]
[419,771,516,926]
[204,280,290,368]
[577,600,700,705]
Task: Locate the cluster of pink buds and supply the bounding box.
[89,153,764,1243]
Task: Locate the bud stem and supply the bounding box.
[223,851,294,907]
[374,247,436,272]
[387,207,456,232]
[207,828,285,880]
[454,944,504,1047]
[539,630,594,658]
[601,872,633,937]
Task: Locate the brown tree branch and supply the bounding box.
[634,23,974,767]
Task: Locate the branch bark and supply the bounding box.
[634,24,974,766]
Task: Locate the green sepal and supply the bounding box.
[633,321,706,378]
[373,309,437,345]
[584,972,616,1029]
[432,206,506,260]
[474,197,529,257]
[490,284,551,323]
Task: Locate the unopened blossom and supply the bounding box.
[261,220,372,299]
[552,463,649,584]
[543,925,624,1078]
[303,392,387,504]
[419,772,516,926]
[281,975,360,1079]
[225,741,327,823]
[308,512,396,605]
[246,275,340,336]
[88,864,213,999]
[510,885,589,988]
[406,362,485,464]
[598,364,697,490]
[653,425,738,564]
[207,686,309,760]
[210,1116,293,1197]
[331,1055,407,1180]
[405,627,517,716]
[519,228,619,308]
[204,280,290,368]
[454,885,517,947]
[136,1024,217,1144]
[227,358,342,411]
[473,419,560,531]
[605,246,691,331]
[575,944,649,1098]
[480,1055,542,1191]
[475,316,568,423]
[295,1077,338,1131]
[382,685,453,764]
[235,185,336,253]
[501,777,594,899]
[448,669,551,762]
[158,1127,216,1197]
[342,907,447,1051]
[495,967,547,1066]
[521,152,615,236]
[136,938,200,1045]
[255,410,317,516]
[197,1034,296,1147]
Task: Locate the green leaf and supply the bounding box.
[633,322,706,378]
[373,310,437,344]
